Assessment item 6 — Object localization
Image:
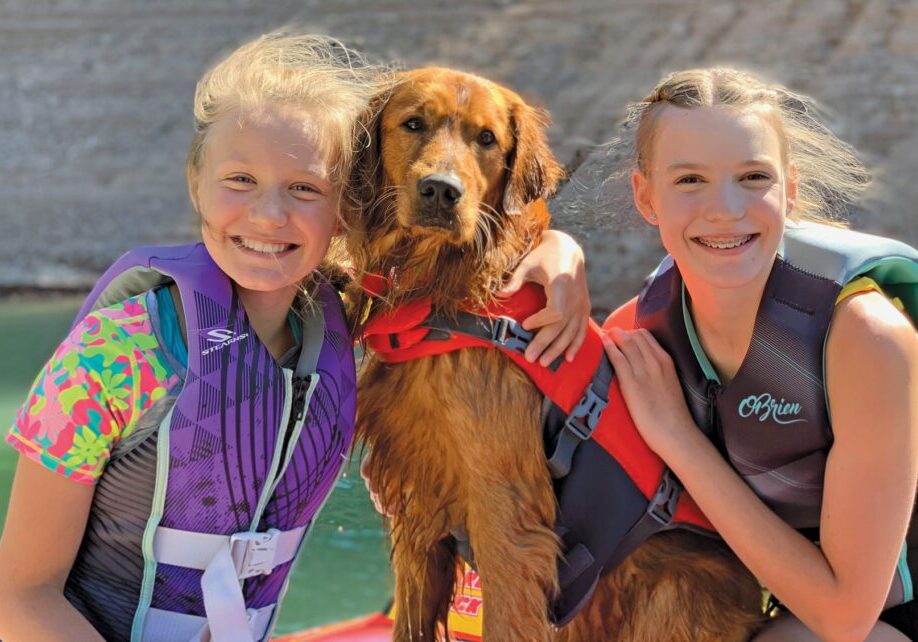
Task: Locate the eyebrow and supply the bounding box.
[665,158,778,172]
[214,161,331,183]
[666,162,707,172]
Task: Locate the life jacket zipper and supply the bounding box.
[706,379,727,456]
[281,375,312,463]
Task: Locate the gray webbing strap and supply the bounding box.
[421,311,564,371]
[295,298,326,377]
[605,469,681,571]
[546,356,614,478]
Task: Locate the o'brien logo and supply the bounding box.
[201,328,249,355]
[738,393,807,425]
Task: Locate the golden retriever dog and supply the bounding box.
[344,67,764,641]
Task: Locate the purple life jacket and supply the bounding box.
[61,244,356,641]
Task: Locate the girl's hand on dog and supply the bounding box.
[601,327,698,459]
[499,230,590,366]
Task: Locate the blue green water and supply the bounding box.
[0,297,391,635]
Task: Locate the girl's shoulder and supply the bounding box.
[831,282,917,365]
[7,292,181,484]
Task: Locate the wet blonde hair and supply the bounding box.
[185,31,389,301]
[628,67,870,223]
[186,30,385,207]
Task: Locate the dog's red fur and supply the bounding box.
[345,68,764,641]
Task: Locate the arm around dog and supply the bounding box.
[499,230,590,366]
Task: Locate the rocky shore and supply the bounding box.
[3,0,917,315]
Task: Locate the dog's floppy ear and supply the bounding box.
[502,97,564,216]
[344,89,390,229]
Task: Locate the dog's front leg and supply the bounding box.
[390,518,456,642]
[466,479,558,642]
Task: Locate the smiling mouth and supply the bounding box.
[693,234,757,250]
[232,236,299,254]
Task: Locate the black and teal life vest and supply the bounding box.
[635,221,918,604]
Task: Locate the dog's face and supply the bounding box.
[380,68,522,243]
[353,68,561,243]
[346,67,563,313]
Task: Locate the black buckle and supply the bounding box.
[647,470,680,526]
[490,316,534,354]
[562,386,607,441]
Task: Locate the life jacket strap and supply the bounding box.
[152,525,306,641]
[142,603,275,642]
[546,356,614,478]
[153,525,306,578]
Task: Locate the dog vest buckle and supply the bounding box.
[490,316,533,354]
[564,386,607,440]
[647,470,680,526]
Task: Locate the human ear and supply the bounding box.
[785,162,799,217]
[186,167,201,215]
[631,169,657,226]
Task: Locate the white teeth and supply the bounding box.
[236,237,291,254]
[695,234,753,250]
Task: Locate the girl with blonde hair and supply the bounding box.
[604,67,918,641]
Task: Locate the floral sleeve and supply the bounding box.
[6,294,179,484]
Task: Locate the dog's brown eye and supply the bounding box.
[402,117,424,132]
[477,130,496,147]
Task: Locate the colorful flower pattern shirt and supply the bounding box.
[7,294,180,484]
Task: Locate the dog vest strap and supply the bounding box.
[555,469,682,602]
[546,356,614,478]
[557,542,595,590]
[608,469,682,565]
[422,311,565,370]
[421,309,614,477]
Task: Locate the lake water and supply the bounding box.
[0,297,391,635]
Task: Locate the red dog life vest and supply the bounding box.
[361,281,714,625]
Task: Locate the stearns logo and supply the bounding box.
[738,393,806,425]
[201,328,249,355]
[205,328,236,343]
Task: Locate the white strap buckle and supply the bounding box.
[230,528,281,579]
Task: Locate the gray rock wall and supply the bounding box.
[3,0,917,315]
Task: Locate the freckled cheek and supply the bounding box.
[200,188,250,226]
[292,205,339,241]
[656,190,701,220]
[758,187,786,214]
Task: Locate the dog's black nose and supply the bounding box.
[418,174,464,209]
